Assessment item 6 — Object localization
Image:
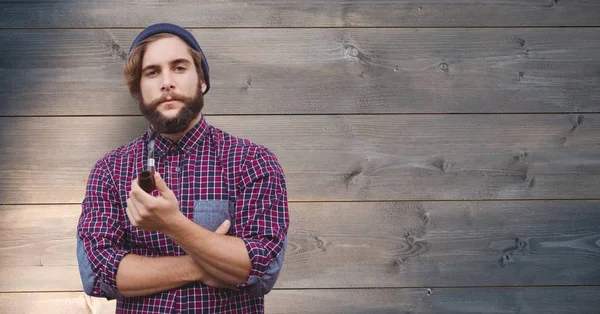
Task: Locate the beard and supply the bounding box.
[138,85,204,134]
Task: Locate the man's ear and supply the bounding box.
[200,81,207,94]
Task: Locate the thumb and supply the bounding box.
[215,220,231,235]
[154,172,175,199]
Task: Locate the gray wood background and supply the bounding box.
[1,1,599,313]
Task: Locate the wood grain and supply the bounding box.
[2,201,599,291]
[2,1,599,313]
[1,115,599,203]
[1,1,600,28]
[2,28,600,116]
[2,287,600,314]
[266,287,600,314]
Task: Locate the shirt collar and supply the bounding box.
[144,114,209,156]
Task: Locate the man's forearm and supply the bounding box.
[165,217,252,285]
[115,254,227,297]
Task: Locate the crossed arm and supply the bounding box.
[117,172,252,297]
[77,151,288,299]
[115,217,241,297]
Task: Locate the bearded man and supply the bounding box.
[76,23,289,314]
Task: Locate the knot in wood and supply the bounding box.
[343,44,361,59]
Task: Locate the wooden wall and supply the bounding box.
[1,1,600,313]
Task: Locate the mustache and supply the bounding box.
[145,92,193,110]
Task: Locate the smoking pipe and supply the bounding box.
[138,137,156,193]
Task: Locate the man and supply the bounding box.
[76,23,289,313]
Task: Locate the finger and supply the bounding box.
[129,178,143,200]
[126,198,140,227]
[204,276,234,289]
[153,172,176,200]
[218,282,235,289]
[215,220,231,235]
[130,177,155,206]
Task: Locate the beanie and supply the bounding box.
[129,23,210,95]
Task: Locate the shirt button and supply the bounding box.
[176,167,180,172]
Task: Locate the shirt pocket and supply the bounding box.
[192,200,232,233]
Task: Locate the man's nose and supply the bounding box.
[160,72,175,92]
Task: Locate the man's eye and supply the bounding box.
[175,66,186,72]
[146,71,157,77]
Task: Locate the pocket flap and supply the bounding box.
[192,200,231,232]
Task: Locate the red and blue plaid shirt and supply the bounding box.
[77,114,289,313]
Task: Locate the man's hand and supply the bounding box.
[196,219,237,289]
[126,172,185,233]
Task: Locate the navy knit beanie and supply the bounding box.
[129,23,210,95]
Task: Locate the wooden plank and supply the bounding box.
[1,115,600,203]
[1,1,600,28]
[2,28,600,116]
[0,293,95,314]
[2,201,599,291]
[1,288,600,314]
[0,287,598,314]
[266,287,600,314]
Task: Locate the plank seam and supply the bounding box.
[3,112,600,118]
[2,198,600,207]
[3,284,600,294]
[1,26,600,30]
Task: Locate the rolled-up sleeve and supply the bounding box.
[76,160,129,300]
[232,147,289,297]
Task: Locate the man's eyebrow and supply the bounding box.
[141,64,160,73]
[170,58,192,66]
[141,59,192,73]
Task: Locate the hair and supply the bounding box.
[124,33,205,100]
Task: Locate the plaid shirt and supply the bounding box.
[76,114,289,313]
